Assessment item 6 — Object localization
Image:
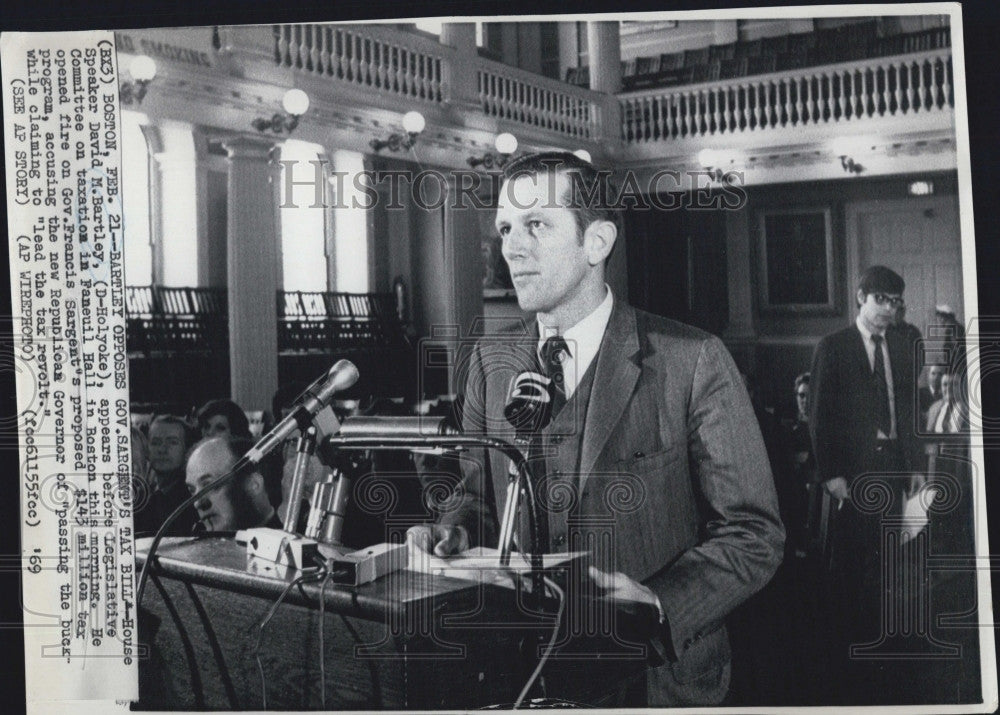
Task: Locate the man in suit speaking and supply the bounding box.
[408,152,784,706]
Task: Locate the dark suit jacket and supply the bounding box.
[808,324,920,485]
[442,300,784,706]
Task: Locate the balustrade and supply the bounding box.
[270,23,603,141]
[620,49,954,143]
[273,24,446,103]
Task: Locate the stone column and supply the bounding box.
[440,22,484,120]
[222,135,280,412]
[587,22,623,151]
[587,21,621,94]
[712,21,738,45]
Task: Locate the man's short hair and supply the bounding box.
[501,151,622,249]
[858,265,905,296]
[197,398,251,438]
[203,434,281,504]
[794,372,811,391]
[189,434,256,485]
[149,414,195,446]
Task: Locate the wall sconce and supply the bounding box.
[839,155,865,174]
[697,148,738,184]
[468,132,518,169]
[573,149,592,163]
[252,88,310,134]
[830,136,871,175]
[120,55,157,106]
[370,111,425,153]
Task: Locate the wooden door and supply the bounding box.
[847,195,963,335]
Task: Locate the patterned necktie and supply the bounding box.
[871,334,892,437]
[540,336,570,418]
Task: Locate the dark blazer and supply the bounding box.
[443,300,784,706]
[808,324,920,484]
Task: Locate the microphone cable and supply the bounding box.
[513,575,565,710]
[317,559,349,710]
[252,563,328,710]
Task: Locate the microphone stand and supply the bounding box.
[283,427,317,536]
[319,431,548,598]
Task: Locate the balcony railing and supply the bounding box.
[268,23,605,141]
[620,47,953,143]
[477,58,596,140]
[273,24,446,104]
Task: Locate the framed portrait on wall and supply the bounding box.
[757,207,836,313]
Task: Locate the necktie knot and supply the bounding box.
[540,336,570,394]
[871,334,883,347]
[541,336,570,370]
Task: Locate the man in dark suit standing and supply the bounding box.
[409,152,784,706]
[808,265,921,702]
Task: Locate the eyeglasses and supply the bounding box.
[796,391,808,398]
[872,293,905,308]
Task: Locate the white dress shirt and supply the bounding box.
[537,286,614,399]
[855,316,896,439]
[934,400,960,433]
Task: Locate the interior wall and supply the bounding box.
[622,171,960,414]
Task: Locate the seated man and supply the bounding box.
[185,435,281,532]
[135,415,198,536]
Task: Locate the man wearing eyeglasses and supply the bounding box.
[807,265,921,703]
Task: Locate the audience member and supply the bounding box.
[926,369,966,435]
[933,304,967,382]
[808,265,921,702]
[196,398,252,439]
[185,436,281,531]
[919,364,946,421]
[135,415,198,536]
[778,373,816,559]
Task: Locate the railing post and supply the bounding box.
[215,25,287,84]
[595,92,622,149]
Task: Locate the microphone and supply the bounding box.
[336,415,461,438]
[504,371,554,437]
[245,359,360,464]
[498,371,554,561]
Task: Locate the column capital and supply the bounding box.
[222,134,279,160]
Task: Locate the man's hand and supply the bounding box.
[406,524,469,557]
[823,476,850,502]
[589,566,663,622]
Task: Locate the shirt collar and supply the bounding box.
[537,285,614,371]
[855,314,885,342]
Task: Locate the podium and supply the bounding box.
[135,537,650,710]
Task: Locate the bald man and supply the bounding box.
[185,436,281,532]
